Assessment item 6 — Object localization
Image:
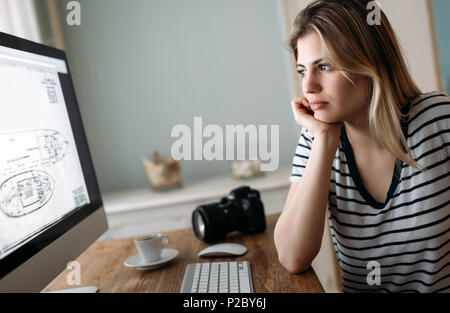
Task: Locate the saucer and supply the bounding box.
[124,248,179,270]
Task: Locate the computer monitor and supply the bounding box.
[0,32,108,292]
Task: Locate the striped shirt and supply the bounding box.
[290,91,450,293]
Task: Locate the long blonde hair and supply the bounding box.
[289,0,425,172]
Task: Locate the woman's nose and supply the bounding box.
[303,73,322,94]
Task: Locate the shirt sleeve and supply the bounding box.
[289,127,314,183]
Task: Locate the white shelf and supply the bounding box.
[102,166,292,215]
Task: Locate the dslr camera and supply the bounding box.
[192,186,266,243]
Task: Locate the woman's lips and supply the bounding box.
[310,102,328,110]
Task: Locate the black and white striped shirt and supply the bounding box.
[290,91,450,293]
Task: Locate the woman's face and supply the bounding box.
[296,32,370,124]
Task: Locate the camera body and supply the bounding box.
[192,186,266,243]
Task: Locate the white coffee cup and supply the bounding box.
[134,233,170,263]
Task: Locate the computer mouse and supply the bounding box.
[197,243,247,257]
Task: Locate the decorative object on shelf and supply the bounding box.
[231,160,264,180]
[141,152,182,190]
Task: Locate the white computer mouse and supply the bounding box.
[197,243,247,257]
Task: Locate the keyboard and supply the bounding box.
[180,261,253,293]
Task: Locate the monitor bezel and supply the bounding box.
[0,31,104,279]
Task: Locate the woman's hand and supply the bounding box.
[291,97,342,142]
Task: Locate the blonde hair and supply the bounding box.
[289,0,425,172]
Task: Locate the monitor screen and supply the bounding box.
[0,32,105,284]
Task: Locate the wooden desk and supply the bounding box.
[42,213,324,293]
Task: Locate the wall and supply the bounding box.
[431,0,450,93]
[50,0,298,193]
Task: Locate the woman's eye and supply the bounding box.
[297,69,306,77]
[297,64,330,77]
[319,64,330,71]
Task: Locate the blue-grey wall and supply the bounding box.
[55,0,297,193]
[432,0,450,93]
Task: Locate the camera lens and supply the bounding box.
[192,203,230,243]
[192,210,206,240]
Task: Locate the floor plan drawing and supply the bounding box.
[0,170,55,218]
[0,60,91,259]
[0,129,69,177]
[37,129,68,165]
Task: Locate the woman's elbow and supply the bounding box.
[278,254,311,274]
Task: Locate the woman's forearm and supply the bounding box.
[274,134,339,273]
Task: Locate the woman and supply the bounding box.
[274,0,449,293]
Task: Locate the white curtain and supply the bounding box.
[0,0,41,43]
